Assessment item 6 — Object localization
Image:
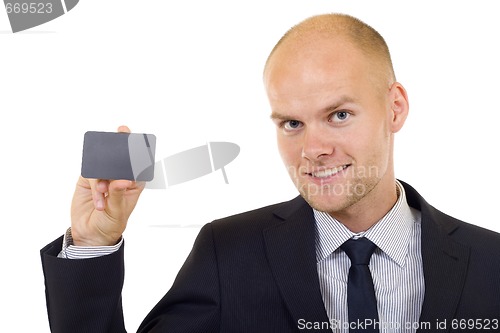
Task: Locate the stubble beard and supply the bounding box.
[294,173,381,216]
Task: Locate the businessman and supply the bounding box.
[41,13,500,332]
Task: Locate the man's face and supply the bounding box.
[265,37,404,218]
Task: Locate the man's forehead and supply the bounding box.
[268,33,354,64]
[264,34,366,86]
[265,38,365,88]
[264,35,392,102]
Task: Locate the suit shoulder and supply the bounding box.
[402,180,500,251]
[433,209,500,255]
[452,217,500,246]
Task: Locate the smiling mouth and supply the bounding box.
[308,165,350,178]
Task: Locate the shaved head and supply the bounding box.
[264,13,396,90]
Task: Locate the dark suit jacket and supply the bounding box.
[40,181,500,332]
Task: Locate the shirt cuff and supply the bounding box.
[58,227,123,259]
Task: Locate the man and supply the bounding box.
[41,13,500,332]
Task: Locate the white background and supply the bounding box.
[1,1,499,331]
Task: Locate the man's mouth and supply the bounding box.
[308,165,350,178]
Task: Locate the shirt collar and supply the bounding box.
[314,180,416,267]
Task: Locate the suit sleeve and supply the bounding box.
[40,236,127,333]
[41,223,221,333]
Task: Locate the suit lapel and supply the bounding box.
[263,196,331,332]
[402,182,470,332]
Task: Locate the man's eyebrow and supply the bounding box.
[269,96,356,120]
[323,96,357,112]
[270,111,291,121]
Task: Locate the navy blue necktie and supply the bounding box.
[341,237,379,332]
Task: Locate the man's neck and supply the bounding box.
[329,181,399,233]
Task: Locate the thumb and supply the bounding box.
[104,180,137,220]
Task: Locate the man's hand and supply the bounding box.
[70,126,146,246]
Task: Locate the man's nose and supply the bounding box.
[301,126,334,161]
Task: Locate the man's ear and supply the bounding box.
[388,82,409,133]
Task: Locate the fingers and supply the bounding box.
[92,179,109,211]
[117,125,131,133]
[93,179,143,211]
[108,179,134,192]
[95,179,108,193]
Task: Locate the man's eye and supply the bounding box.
[330,111,350,123]
[284,120,303,130]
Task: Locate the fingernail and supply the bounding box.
[96,199,104,210]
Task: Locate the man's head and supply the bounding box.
[265,14,409,228]
[265,14,396,93]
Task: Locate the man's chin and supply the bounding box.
[296,178,374,213]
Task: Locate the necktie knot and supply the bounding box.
[341,237,377,265]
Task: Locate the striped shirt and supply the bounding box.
[314,181,424,333]
[58,227,123,259]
